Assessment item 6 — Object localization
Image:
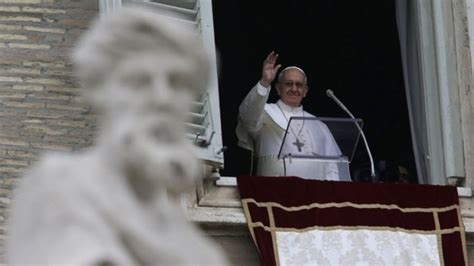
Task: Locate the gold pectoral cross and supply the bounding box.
[293,138,304,152]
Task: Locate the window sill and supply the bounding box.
[457,187,472,197]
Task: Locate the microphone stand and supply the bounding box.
[326,90,376,180]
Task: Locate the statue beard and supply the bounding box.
[101,114,201,201]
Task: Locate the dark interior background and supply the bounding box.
[212,0,417,183]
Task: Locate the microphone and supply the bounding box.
[326,89,376,179]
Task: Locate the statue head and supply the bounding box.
[73,7,210,195]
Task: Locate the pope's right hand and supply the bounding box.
[260,51,281,88]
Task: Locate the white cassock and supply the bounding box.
[236,82,349,181]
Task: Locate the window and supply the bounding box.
[397,0,471,194]
[99,0,224,167]
[99,0,473,202]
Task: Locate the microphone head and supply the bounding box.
[326,89,334,97]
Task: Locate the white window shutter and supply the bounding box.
[99,0,122,13]
[99,0,224,167]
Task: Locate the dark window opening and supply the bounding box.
[213,0,417,184]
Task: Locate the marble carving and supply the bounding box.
[6,6,228,265]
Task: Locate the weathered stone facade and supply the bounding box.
[0,0,99,258]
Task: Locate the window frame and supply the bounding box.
[416,0,472,191]
[98,0,224,167]
[98,0,474,217]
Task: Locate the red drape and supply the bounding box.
[237,176,467,266]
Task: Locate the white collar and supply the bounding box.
[277,99,303,114]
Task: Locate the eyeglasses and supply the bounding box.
[279,81,306,89]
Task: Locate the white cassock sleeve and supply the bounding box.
[235,82,270,151]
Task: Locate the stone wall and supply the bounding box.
[0,0,98,257]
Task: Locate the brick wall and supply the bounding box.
[0,0,98,256]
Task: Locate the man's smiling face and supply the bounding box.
[276,68,308,107]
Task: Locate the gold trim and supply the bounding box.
[267,206,280,266]
[246,222,463,235]
[241,198,459,213]
[433,211,444,266]
[241,198,467,265]
[241,200,257,247]
[456,206,469,265]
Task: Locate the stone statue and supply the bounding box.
[6,6,228,265]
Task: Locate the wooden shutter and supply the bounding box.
[101,0,224,167]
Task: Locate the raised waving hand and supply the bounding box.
[259,51,282,88]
